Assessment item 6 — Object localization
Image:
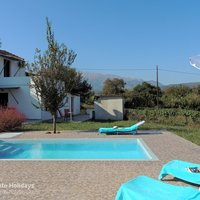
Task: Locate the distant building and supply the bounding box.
[0,50,80,120]
[94,96,124,120]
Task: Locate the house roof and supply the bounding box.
[95,95,123,98]
[0,50,24,61]
[95,95,124,101]
[0,86,20,89]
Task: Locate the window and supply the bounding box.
[0,93,8,107]
[4,59,10,77]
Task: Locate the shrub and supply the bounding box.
[125,108,200,126]
[0,107,26,132]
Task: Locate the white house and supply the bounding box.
[0,50,80,120]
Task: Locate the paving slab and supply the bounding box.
[0,130,199,200]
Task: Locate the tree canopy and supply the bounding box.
[124,82,162,108]
[161,85,200,110]
[101,78,126,96]
[29,18,91,133]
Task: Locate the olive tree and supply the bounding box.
[29,18,80,133]
[101,78,126,96]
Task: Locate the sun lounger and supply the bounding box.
[159,160,200,185]
[115,175,200,200]
[98,121,145,134]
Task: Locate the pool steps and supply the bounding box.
[0,143,21,156]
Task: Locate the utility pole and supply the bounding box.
[156,65,159,107]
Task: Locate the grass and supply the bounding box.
[22,120,200,146]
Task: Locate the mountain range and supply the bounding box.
[82,71,200,92]
[82,72,163,92]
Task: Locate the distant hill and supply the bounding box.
[164,82,200,89]
[81,71,200,92]
[82,71,164,92]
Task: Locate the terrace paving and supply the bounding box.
[0,130,199,200]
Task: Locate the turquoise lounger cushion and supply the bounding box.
[98,124,138,134]
[115,176,200,200]
[159,160,200,185]
[98,121,145,134]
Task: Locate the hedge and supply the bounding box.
[125,108,200,126]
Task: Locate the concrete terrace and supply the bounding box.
[0,130,200,200]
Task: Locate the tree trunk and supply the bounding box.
[52,113,57,133]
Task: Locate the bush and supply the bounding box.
[0,107,26,132]
[125,108,200,126]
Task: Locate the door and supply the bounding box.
[0,93,8,107]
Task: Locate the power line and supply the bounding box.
[76,67,155,71]
[75,66,200,76]
[159,68,200,76]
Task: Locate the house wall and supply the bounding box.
[94,96,124,120]
[72,95,80,115]
[0,55,81,120]
[41,111,52,120]
[0,57,25,77]
[0,77,42,119]
[58,95,80,116]
[0,57,43,119]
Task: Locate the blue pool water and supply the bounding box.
[0,139,157,160]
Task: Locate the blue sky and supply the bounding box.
[1,0,200,85]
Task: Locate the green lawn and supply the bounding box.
[22,120,200,146]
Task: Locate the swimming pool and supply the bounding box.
[0,138,158,160]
